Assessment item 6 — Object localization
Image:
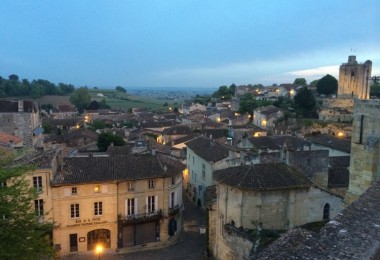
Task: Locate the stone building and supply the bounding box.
[338,55,372,99]
[51,153,185,257]
[344,99,380,205]
[253,106,283,130]
[211,164,342,259]
[184,136,241,207]
[0,99,43,148]
[257,179,380,259]
[319,55,372,122]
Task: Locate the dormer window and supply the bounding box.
[148,179,155,189]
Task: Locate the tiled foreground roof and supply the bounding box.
[52,154,185,185]
[256,179,380,259]
[214,163,312,191]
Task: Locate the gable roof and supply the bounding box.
[52,154,185,185]
[0,132,23,144]
[214,163,311,191]
[306,134,351,153]
[255,105,281,115]
[185,136,230,162]
[162,125,192,135]
[246,136,310,151]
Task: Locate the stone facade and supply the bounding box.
[0,100,42,148]
[344,99,380,205]
[338,55,372,99]
[212,183,342,259]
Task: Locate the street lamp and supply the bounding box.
[95,244,103,260]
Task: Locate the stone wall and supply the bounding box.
[0,113,35,147]
[287,150,329,188]
[345,99,380,205]
[338,56,372,100]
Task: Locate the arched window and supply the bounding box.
[323,203,330,220]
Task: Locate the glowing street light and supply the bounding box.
[96,244,103,260]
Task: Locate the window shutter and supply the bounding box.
[101,185,108,193]
[174,191,177,207]
[125,199,128,216]
[135,198,138,214]
[169,193,172,208]
[145,197,148,214]
[64,188,70,196]
[155,195,158,212]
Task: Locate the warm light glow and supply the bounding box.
[253,132,261,137]
[290,90,295,96]
[337,132,345,137]
[96,244,103,254]
[276,89,279,93]
[261,119,267,127]
[76,124,80,129]
[217,117,221,122]
[248,114,251,118]
[94,185,100,192]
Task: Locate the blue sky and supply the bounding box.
[1,0,379,88]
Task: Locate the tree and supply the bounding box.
[70,87,91,113]
[115,86,127,93]
[370,80,380,98]
[0,149,53,259]
[97,133,125,152]
[238,93,272,114]
[316,74,338,95]
[293,87,317,117]
[293,78,307,86]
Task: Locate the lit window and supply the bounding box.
[34,199,44,216]
[148,179,155,189]
[33,176,43,192]
[94,185,101,193]
[94,202,103,216]
[71,187,77,195]
[71,204,79,218]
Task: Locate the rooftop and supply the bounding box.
[214,163,311,191]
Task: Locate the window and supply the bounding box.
[128,181,135,191]
[34,199,44,216]
[33,176,43,192]
[94,185,101,193]
[127,198,135,216]
[170,192,175,208]
[148,179,155,189]
[94,202,103,216]
[71,187,77,195]
[323,203,330,220]
[71,204,79,218]
[202,164,206,180]
[171,177,175,185]
[147,196,156,213]
[192,156,194,165]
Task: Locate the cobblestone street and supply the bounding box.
[62,193,211,260]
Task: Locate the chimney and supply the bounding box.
[18,100,24,112]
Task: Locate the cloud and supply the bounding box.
[286,65,339,79]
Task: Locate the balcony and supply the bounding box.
[168,205,180,216]
[120,210,162,225]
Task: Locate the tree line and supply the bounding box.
[0,74,75,98]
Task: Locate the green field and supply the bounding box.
[88,89,176,111]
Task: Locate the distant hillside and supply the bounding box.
[38,95,71,107]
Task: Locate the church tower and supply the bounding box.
[344,99,380,205]
[338,56,372,99]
